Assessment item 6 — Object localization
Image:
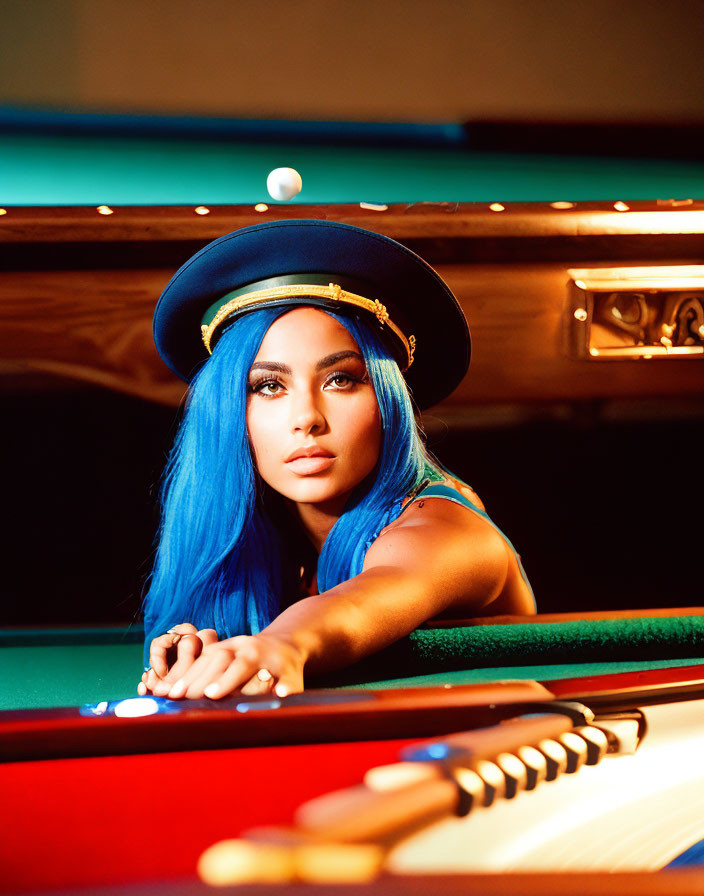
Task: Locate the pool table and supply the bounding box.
[2,116,704,207]
[2,612,704,893]
[3,102,704,427]
[1,116,704,894]
[2,116,703,416]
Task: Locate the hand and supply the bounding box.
[138,623,218,697]
[164,632,306,700]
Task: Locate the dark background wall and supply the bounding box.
[4,389,701,626]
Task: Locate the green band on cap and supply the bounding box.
[200,274,337,328]
[200,273,416,370]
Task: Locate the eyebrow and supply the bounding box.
[249,351,365,376]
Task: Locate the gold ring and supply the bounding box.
[256,669,273,683]
[166,630,198,644]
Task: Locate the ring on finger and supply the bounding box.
[167,631,198,644]
[256,668,274,683]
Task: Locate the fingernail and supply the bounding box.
[137,682,146,696]
[274,684,289,698]
[169,680,186,699]
[204,684,220,699]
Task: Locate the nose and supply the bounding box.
[290,386,326,434]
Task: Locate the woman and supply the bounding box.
[139,219,535,701]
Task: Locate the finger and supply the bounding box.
[272,670,304,699]
[149,633,182,678]
[203,655,265,700]
[271,660,305,699]
[149,636,173,679]
[149,623,198,677]
[160,628,218,696]
[152,629,219,695]
[199,637,269,700]
[170,629,218,678]
[145,667,162,693]
[239,669,276,697]
[151,635,203,695]
[169,648,235,700]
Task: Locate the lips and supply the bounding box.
[284,446,336,476]
[285,446,335,463]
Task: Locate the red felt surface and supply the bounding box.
[0,737,417,893]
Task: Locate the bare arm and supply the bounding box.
[150,499,514,699]
[263,497,510,674]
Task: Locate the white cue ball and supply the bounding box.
[267,167,303,201]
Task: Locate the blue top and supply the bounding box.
[394,480,537,611]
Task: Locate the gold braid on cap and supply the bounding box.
[201,282,415,369]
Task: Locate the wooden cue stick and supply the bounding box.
[272,712,578,844]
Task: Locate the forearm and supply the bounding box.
[262,506,510,677]
[261,568,435,675]
[143,509,510,700]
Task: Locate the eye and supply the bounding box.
[250,379,284,397]
[325,370,365,390]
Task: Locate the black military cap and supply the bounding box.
[153,219,470,409]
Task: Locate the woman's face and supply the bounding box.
[246,307,382,510]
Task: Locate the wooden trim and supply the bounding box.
[1,201,704,245]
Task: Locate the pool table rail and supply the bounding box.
[2,664,703,763]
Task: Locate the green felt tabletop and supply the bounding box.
[3,134,704,205]
[0,643,145,710]
[349,657,703,691]
[1,618,702,710]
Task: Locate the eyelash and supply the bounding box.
[249,370,366,397]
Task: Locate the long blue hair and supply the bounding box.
[142,306,434,658]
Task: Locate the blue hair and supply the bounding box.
[142,306,433,660]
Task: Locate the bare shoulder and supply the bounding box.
[366,478,535,616]
[371,493,503,556]
[363,494,510,614]
[377,473,486,542]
